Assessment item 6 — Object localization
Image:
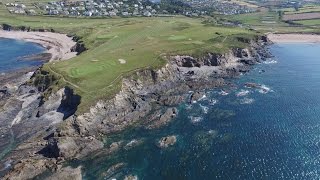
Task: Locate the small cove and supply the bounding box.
[0,38,45,73]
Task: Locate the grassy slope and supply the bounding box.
[0,4,257,113]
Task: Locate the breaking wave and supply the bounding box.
[198,94,207,101]
[200,104,209,114]
[258,85,273,94]
[189,116,203,123]
[240,98,255,104]
[236,89,250,97]
[209,99,218,105]
[263,59,278,64]
[218,90,229,96]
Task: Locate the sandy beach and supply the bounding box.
[0,30,77,61]
[268,33,320,43]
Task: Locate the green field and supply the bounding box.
[282,5,320,15]
[0,4,260,113]
[228,11,281,25]
[293,19,320,26]
[226,10,320,33]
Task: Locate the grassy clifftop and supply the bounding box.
[0,4,259,113]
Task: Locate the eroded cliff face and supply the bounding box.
[0,37,271,179]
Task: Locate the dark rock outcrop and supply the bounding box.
[157,135,177,148]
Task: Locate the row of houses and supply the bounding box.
[5,3,37,15]
[183,0,256,15]
[34,0,160,17]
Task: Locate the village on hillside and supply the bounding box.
[4,0,260,17]
[184,0,256,15]
[5,0,161,17]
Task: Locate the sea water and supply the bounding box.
[0,38,45,73]
[78,43,320,179]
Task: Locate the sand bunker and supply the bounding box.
[118,59,126,64]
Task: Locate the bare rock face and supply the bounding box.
[39,135,104,160]
[37,87,80,120]
[146,107,178,129]
[3,159,57,180]
[0,83,83,178]
[189,91,206,103]
[45,166,82,180]
[158,135,177,148]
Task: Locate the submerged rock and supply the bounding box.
[104,162,126,177]
[157,135,177,148]
[124,174,138,180]
[189,91,206,103]
[109,141,123,153]
[124,139,143,150]
[244,82,261,89]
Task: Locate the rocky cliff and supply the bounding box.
[0,36,271,179]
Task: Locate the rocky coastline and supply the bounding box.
[0,31,272,179]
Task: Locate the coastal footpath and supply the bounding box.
[0,27,275,179]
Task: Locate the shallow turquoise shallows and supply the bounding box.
[0,38,45,73]
[78,43,320,179]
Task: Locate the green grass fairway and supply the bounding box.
[294,19,320,26]
[0,3,259,113]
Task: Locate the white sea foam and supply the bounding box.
[208,130,219,137]
[200,104,209,114]
[258,85,273,94]
[189,116,203,123]
[240,98,255,104]
[185,104,193,110]
[218,90,229,96]
[1,160,12,171]
[126,139,137,147]
[236,89,250,97]
[209,99,218,105]
[198,94,207,101]
[263,59,278,64]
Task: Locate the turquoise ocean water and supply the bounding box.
[0,38,45,73]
